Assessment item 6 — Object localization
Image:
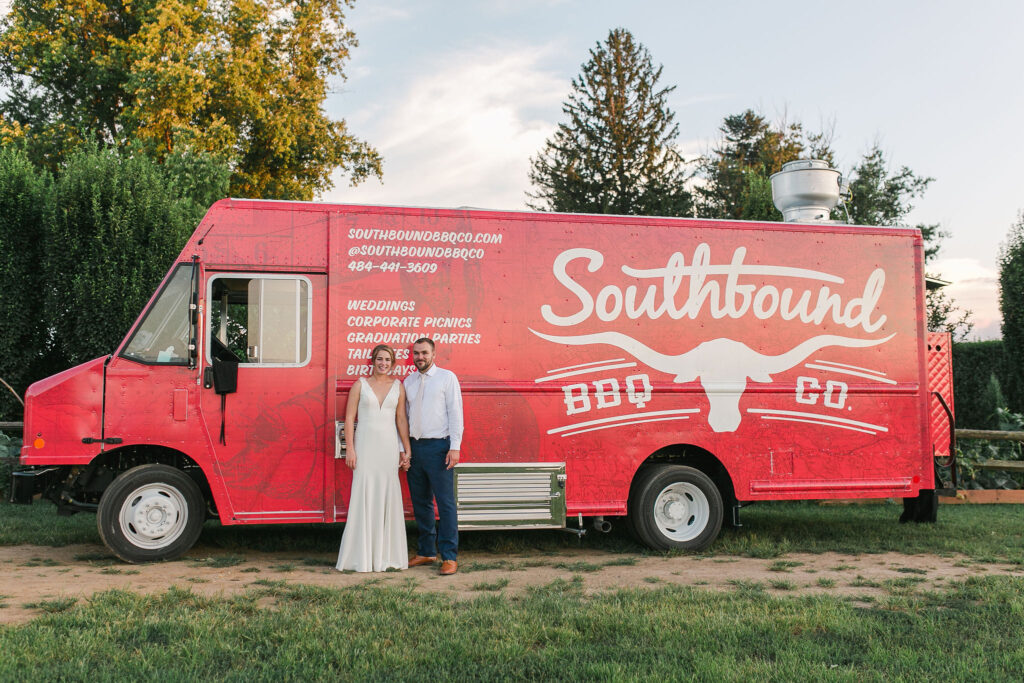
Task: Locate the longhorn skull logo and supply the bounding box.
[530,329,895,432]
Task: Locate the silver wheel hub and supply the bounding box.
[118,483,188,549]
[653,482,710,542]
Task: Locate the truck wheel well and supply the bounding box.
[638,445,737,506]
[57,446,215,515]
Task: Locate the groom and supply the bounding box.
[405,337,464,575]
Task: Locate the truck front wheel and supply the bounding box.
[630,465,723,551]
[97,464,205,563]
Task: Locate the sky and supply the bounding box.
[323,0,1024,340]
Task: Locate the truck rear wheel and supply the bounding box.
[629,465,723,551]
[97,464,204,563]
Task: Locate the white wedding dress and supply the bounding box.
[336,378,408,572]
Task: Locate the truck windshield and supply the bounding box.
[121,265,191,364]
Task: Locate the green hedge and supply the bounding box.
[0,431,21,501]
[952,340,1023,428]
[0,145,229,422]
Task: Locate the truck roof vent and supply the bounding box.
[770,159,844,223]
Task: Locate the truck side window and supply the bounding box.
[207,275,311,366]
[122,265,191,364]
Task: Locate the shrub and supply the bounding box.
[0,431,23,501]
[952,340,1020,427]
[953,376,1024,489]
[0,147,49,421]
[999,213,1024,410]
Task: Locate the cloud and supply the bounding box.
[676,93,734,108]
[351,4,413,27]
[930,257,1001,339]
[327,44,566,210]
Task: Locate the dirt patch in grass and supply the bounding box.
[1,544,1020,625]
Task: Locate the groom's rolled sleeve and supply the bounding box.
[447,373,464,450]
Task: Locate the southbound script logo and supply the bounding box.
[530,245,895,434]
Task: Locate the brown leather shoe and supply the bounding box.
[408,555,437,567]
[440,560,458,575]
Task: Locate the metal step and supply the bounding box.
[455,463,566,530]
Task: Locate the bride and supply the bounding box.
[336,344,412,572]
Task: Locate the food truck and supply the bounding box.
[12,164,955,562]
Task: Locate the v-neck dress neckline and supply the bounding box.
[363,377,397,410]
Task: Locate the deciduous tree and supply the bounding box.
[527,28,692,216]
[0,0,380,199]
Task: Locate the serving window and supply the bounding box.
[207,275,311,366]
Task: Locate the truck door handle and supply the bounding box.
[203,367,214,389]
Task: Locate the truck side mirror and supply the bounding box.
[211,357,239,446]
[212,357,238,395]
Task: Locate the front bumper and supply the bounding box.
[8,467,61,504]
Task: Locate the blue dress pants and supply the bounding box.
[407,437,458,560]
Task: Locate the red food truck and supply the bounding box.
[12,198,954,562]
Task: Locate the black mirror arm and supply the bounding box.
[188,254,200,369]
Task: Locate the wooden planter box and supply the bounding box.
[939,489,1024,504]
[820,490,1024,505]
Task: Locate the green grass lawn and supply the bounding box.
[1,576,1022,679]
[3,501,1024,678]
[3,500,1023,562]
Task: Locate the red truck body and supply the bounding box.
[18,200,949,560]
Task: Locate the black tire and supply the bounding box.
[97,464,205,563]
[629,465,723,551]
[625,465,662,545]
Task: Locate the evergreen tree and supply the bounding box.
[844,145,972,339]
[700,110,971,337]
[697,109,833,221]
[0,0,380,199]
[527,28,692,216]
[845,145,944,261]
